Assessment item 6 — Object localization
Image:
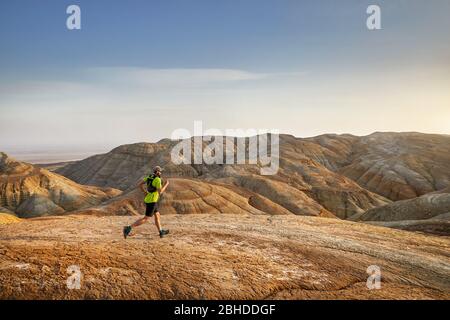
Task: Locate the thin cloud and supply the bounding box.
[86,67,269,87]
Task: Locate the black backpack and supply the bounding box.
[146,174,158,193]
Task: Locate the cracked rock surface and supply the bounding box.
[1,214,448,299]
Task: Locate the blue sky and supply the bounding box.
[0,0,449,154]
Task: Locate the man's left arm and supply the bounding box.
[160,180,169,194]
[139,180,147,194]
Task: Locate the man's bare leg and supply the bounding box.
[123,216,149,238]
[131,216,149,228]
[124,212,168,239]
[155,212,170,238]
[154,212,162,232]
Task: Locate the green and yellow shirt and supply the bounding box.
[143,175,162,203]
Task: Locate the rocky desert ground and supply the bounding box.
[1,132,450,299]
[1,214,449,300]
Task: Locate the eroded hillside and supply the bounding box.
[0,153,121,217]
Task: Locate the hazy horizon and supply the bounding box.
[3,130,449,164]
[1,0,449,152]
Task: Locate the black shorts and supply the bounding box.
[145,202,159,217]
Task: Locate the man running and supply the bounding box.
[123,166,170,239]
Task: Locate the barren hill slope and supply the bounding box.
[0,214,448,300]
[0,213,21,225]
[56,136,389,219]
[356,187,450,222]
[351,187,450,235]
[76,178,328,217]
[307,132,450,201]
[0,153,121,217]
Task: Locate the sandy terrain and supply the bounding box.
[0,214,449,300]
[0,213,21,225]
